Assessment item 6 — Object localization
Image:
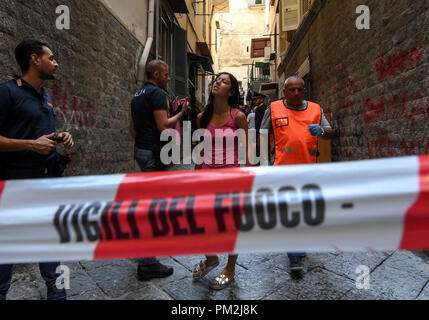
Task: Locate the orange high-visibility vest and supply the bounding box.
[271,100,322,166]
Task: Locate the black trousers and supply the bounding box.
[0,162,62,298]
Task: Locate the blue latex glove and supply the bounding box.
[308,124,323,136]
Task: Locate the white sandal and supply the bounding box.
[193,260,219,280]
[209,273,235,290]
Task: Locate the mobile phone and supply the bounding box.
[51,134,63,143]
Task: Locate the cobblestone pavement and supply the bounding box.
[6,251,429,300]
[5,161,429,300]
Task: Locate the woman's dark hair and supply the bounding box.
[15,39,50,73]
[200,72,240,129]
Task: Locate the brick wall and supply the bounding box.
[280,0,428,161]
[0,0,143,175]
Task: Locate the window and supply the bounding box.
[158,5,188,97]
[173,24,188,97]
[249,0,265,7]
[251,38,270,58]
[159,8,172,67]
[281,0,299,32]
[282,0,312,32]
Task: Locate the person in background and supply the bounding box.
[254,93,267,138]
[247,108,256,130]
[130,60,188,281]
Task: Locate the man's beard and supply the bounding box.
[39,71,55,80]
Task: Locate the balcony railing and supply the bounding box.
[250,61,272,83]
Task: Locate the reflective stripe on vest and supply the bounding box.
[271,100,322,165]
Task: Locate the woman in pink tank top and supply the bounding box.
[193,72,250,290]
[201,107,241,169]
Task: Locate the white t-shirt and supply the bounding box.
[247,112,256,130]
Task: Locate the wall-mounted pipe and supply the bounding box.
[265,0,270,32]
[137,0,155,86]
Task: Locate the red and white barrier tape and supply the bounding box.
[0,155,428,264]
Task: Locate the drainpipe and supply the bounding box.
[137,0,155,86]
[265,0,270,33]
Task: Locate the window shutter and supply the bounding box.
[173,24,188,97]
[282,0,299,32]
[251,38,270,58]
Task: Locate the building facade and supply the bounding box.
[268,0,428,162]
[0,0,223,176]
[176,0,229,110]
[216,0,268,101]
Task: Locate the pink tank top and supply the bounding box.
[202,108,241,169]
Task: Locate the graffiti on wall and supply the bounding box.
[51,85,98,129]
[367,137,429,159]
[319,56,362,161]
[365,39,427,158]
[375,39,424,83]
[50,85,106,175]
[364,89,428,127]
[319,38,427,160]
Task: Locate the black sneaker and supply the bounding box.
[289,256,303,272]
[137,262,174,281]
[47,284,67,300]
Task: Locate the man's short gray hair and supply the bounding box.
[146,60,168,79]
[284,76,305,87]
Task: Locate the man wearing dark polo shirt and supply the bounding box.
[130,60,187,281]
[0,40,74,300]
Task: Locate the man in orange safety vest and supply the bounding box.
[259,76,334,273]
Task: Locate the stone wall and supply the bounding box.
[0,0,143,176]
[280,0,428,161]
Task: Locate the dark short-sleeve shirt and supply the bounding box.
[0,78,57,166]
[239,107,250,118]
[131,82,168,150]
[255,104,267,136]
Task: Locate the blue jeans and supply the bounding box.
[134,148,167,266]
[134,148,168,172]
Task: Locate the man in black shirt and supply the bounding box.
[254,93,267,138]
[0,39,74,300]
[130,60,187,281]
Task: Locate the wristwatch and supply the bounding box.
[321,127,325,137]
